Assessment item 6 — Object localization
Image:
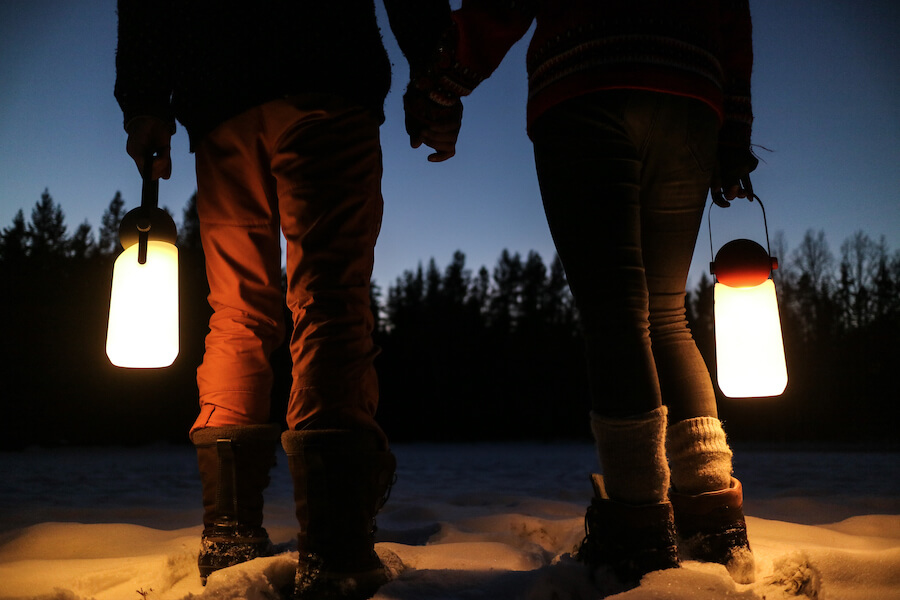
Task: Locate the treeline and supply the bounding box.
[1,191,898,448]
[373,249,588,441]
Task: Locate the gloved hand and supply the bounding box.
[403,81,463,163]
[125,115,174,180]
[711,146,759,206]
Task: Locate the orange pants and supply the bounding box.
[191,94,383,437]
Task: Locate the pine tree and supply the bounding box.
[442,250,470,309]
[98,191,127,256]
[489,249,523,333]
[545,254,575,328]
[68,221,96,260]
[178,192,202,250]
[0,209,28,262]
[518,250,547,333]
[27,189,68,260]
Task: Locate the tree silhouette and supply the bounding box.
[27,190,69,261]
[98,192,127,257]
[489,249,523,334]
[0,210,28,263]
[178,193,202,250]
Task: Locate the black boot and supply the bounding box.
[670,477,755,583]
[282,429,396,600]
[576,474,679,588]
[191,424,281,584]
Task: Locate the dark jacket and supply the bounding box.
[115,1,447,148]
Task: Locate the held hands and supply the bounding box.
[403,83,463,162]
[125,116,174,180]
[711,146,759,207]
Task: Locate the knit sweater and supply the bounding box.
[440,0,754,147]
[115,1,447,148]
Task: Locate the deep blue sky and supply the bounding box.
[1,0,898,292]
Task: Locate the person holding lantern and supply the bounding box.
[114,2,451,598]
[401,0,759,588]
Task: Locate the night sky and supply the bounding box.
[2,0,898,292]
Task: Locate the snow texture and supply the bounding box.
[0,442,898,599]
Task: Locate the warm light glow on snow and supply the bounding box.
[1,444,897,600]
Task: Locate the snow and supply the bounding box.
[0,442,898,600]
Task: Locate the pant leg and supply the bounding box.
[265,96,384,436]
[639,95,720,421]
[531,90,719,420]
[192,109,286,432]
[531,90,661,418]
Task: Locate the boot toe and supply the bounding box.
[198,527,274,584]
[576,480,680,588]
[288,551,390,600]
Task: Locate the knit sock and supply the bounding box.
[590,406,670,505]
[666,416,733,495]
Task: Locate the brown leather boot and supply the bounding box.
[282,429,396,600]
[576,474,679,587]
[670,477,756,583]
[191,424,280,584]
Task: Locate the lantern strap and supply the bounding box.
[707,175,772,263]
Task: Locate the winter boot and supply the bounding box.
[578,407,679,586]
[282,429,396,600]
[191,423,281,584]
[576,474,680,586]
[666,416,755,583]
[670,478,755,583]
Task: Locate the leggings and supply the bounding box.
[531,90,719,422]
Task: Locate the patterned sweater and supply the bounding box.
[115,1,449,148]
[438,0,754,147]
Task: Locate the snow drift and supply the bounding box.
[0,443,897,599]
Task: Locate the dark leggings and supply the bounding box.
[531,90,720,422]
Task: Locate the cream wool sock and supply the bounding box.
[590,405,670,505]
[666,416,733,495]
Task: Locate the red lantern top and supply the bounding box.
[711,239,778,288]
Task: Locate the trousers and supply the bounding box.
[531,90,720,422]
[191,94,384,436]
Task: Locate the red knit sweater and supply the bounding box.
[445,0,753,147]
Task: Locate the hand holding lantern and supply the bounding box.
[708,181,787,398]
[106,153,179,368]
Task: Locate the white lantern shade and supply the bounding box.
[714,278,787,398]
[106,240,179,368]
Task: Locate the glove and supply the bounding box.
[125,115,174,180]
[403,21,480,163]
[711,146,759,206]
[403,82,463,163]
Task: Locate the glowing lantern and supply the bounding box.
[708,190,787,398]
[106,156,179,368]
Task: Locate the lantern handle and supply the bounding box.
[708,175,773,262]
[137,152,160,265]
[140,151,161,211]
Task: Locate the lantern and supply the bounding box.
[106,155,179,368]
[708,187,787,398]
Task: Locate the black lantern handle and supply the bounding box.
[136,152,161,265]
[707,175,773,263]
[140,151,161,211]
[118,151,176,263]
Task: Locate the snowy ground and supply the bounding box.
[0,442,898,600]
